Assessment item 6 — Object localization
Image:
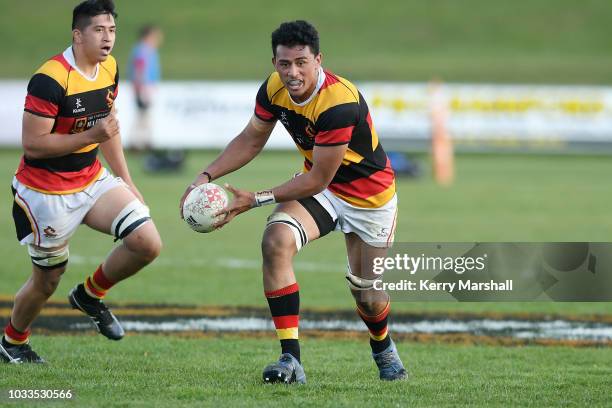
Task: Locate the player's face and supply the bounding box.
[74,14,116,63]
[273,45,322,103]
[151,29,164,48]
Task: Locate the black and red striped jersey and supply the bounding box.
[254,68,395,208]
[16,47,118,194]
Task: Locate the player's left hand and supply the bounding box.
[213,184,255,229]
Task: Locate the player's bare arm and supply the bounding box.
[197,115,274,183]
[179,115,275,216]
[99,112,145,203]
[22,111,119,159]
[213,143,347,228]
[272,143,347,201]
[99,107,143,202]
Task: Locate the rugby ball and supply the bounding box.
[182,183,229,233]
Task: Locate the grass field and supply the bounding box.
[1,151,611,406]
[1,336,611,407]
[1,149,611,315]
[2,2,611,406]
[1,0,612,83]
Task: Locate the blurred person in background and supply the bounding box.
[128,24,185,172]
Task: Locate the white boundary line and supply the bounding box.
[69,317,612,341]
[69,254,344,272]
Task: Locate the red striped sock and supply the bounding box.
[4,320,30,345]
[357,302,392,353]
[265,282,300,362]
[84,265,116,299]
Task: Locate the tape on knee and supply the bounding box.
[111,199,151,241]
[28,245,69,269]
[345,263,377,291]
[266,212,308,251]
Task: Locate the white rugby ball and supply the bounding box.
[182,183,229,233]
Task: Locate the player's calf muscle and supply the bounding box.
[33,271,64,297]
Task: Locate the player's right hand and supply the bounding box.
[211,184,255,229]
[91,112,120,142]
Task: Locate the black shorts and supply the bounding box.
[297,196,337,238]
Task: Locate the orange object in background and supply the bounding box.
[430,81,455,186]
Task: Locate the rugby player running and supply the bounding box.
[181,20,405,383]
[1,0,162,364]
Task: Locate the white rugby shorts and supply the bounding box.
[11,168,126,248]
[299,188,397,248]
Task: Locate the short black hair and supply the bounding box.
[72,0,117,30]
[271,20,319,57]
[139,24,159,40]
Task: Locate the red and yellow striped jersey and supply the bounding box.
[254,69,395,208]
[16,47,119,194]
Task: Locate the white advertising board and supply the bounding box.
[1,80,611,152]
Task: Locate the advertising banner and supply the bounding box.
[2,80,611,152]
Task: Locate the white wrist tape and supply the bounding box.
[254,190,276,207]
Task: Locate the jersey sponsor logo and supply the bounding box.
[106,89,116,108]
[72,117,87,133]
[71,111,110,133]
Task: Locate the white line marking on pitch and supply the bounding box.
[69,254,343,272]
[70,318,612,341]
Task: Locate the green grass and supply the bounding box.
[1,0,612,83]
[2,3,611,405]
[0,336,610,407]
[1,149,611,315]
